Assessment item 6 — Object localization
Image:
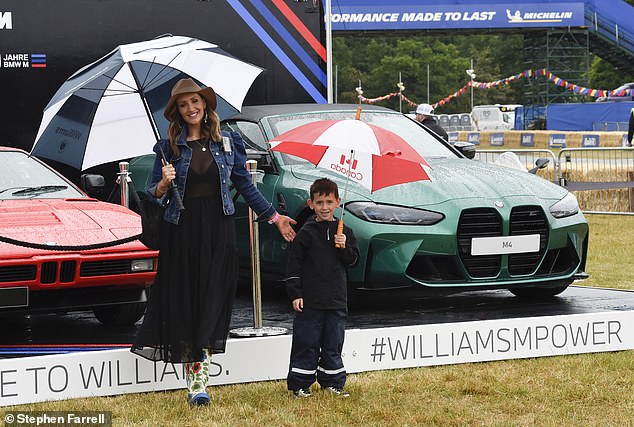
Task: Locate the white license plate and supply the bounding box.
[471,234,540,256]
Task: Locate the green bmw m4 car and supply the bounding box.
[130,104,588,298]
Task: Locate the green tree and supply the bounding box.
[333,22,634,112]
[333,33,524,114]
[589,56,634,90]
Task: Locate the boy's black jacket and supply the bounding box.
[285,216,359,309]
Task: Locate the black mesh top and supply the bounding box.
[185,139,220,200]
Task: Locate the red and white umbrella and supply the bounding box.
[269,118,431,192]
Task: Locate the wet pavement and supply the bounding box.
[1,285,633,357]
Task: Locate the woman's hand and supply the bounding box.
[275,215,297,242]
[292,298,303,312]
[155,159,176,196]
[161,159,176,185]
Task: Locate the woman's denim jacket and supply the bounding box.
[146,128,276,225]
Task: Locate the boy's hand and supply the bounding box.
[334,233,346,248]
[292,298,303,312]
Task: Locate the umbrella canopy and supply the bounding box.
[31,35,263,170]
[269,119,431,192]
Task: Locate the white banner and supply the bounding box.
[1,310,632,406]
[343,310,633,371]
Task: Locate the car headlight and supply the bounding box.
[549,192,579,218]
[345,202,444,225]
[131,259,155,272]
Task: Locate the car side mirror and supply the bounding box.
[453,141,476,159]
[535,157,550,169]
[80,174,105,196]
[246,149,275,173]
[528,157,550,174]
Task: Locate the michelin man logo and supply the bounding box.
[506,9,523,22]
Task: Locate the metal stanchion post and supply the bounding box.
[230,160,287,337]
[117,161,130,208]
[627,171,634,212]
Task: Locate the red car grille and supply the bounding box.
[0,265,36,282]
[0,259,151,284]
[40,261,77,283]
[80,259,137,277]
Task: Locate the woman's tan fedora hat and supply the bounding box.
[164,78,217,120]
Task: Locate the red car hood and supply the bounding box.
[0,198,146,257]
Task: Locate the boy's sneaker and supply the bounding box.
[323,386,350,398]
[292,388,312,398]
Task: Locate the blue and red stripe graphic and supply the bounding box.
[271,0,326,62]
[31,53,47,68]
[250,0,326,85]
[227,0,327,103]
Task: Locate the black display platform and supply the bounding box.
[1,285,632,357]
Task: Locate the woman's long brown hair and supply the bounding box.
[165,96,222,157]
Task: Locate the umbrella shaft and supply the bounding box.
[339,149,355,219]
[127,63,160,141]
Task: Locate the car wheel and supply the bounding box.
[93,302,146,326]
[508,284,570,298]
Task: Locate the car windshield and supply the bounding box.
[0,150,83,200]
[615,83,634,91]
[265,110,457,165]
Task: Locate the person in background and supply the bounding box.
[131,78,297,407]
[285,178,359,399]
[415,103,449,142]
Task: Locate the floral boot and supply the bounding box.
[185,348,212,406]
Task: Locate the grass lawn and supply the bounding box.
[4,215,634,426]
[582,214,634,291]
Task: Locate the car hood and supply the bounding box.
[290,157,567,206]
[0,198,145,256]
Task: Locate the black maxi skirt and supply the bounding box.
[131,195,238,363]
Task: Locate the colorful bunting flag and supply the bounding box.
[358,68,633,110]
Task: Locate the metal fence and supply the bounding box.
[592,121,629,132]
[558,147,634,214]
[476,147,634,215]
[475,149,558,180]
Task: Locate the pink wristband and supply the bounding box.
[268,211,280,224]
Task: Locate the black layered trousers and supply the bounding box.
[287,308,347,391]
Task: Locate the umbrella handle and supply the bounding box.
[167,181,185,211]
[158,145,185,212]
[335,219,344,248]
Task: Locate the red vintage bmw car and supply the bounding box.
[0,147,157,326]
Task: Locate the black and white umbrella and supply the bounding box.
[31,34,263,170]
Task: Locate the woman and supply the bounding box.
[131,78,296,406]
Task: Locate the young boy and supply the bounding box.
[285,178,360,398]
